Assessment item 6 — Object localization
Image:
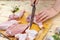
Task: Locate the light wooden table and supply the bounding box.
[0,1,57,40]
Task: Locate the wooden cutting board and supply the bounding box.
[0,12,52,40]
[35,19,52,40]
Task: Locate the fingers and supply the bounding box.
[37,14,48,22]
[41,17,49,22]
[37,16,49,23]
[36,11,43,20]
[37,11,46,21]
[36,11,49,22]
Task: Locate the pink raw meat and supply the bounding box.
[9,10,25,20]
[0,20,18,30]
[27,15,43,28]
[15,29,38,40]
[5,24,29,36]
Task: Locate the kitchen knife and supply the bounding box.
[30,0,36,28]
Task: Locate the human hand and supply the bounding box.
[31,0,39,5]
[36,8,58,22]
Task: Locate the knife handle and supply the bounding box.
[32,0,36,6]
[33,0,36,4]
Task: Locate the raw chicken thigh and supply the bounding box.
[9,10,25,20]
[0,20,18,30]
[5,24,29,36]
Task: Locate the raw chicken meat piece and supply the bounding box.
[27,15,43,28]
[15,29,38,40]
[26,29,38,40]
[15,33,27,40]
[0,20,18,30]
[5,24,29,36]
[9,10,25,20]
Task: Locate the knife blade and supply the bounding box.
[30,0,36,28]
